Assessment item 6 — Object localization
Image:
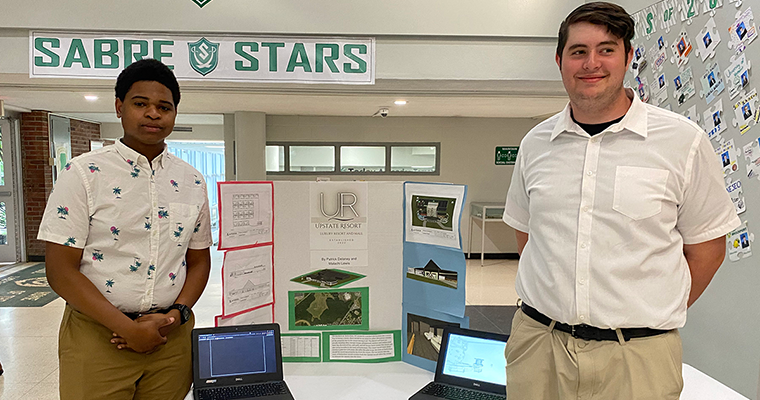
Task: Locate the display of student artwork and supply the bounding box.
[401,304,468,372]
[288,287,369,331]
[727,7,757,51]
[215,304,273,327]
[683,104,701,122]
[322,330,401,363]
[662,0,679,32]
[726,179,747,214]
[699,61,726,103]
[651,37,670,72]
[671,29,693,66]
[217,181,273,250]
[404,183,466,249]
[652,72,670,104]
[703,99,728,140]
[743,136,760,180]
[309,182,368,268]
[222,245,274,317]
[290,268,365,289]
[679,0,700,21]
[732,88,760,134]
[673,66,697,104]
[701,0,724,14]
[727,221,753,261]
[635,75,651,102]
[717,139,740,177]
[695,17,722,60]
[724,53,751,99]
[406,259,458,290]
[631,43,649,76]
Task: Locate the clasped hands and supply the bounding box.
[110,309,181,353]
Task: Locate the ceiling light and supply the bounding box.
[394,100,407,105]
[84,95,98,101]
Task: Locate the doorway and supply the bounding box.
[0,117,21,263]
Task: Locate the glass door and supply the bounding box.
[0,118,18,263]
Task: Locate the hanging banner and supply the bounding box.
[30,31,375,84]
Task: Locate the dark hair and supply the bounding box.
[556,2,635,64]
[115,59,181,106]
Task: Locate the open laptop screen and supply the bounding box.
[440,332,507,386]
[197,329,278,380]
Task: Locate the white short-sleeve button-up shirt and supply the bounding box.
[38,139,213,313]
[504,89,740,330]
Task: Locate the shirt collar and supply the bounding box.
[550,88,648,141]
[114,138,170,169]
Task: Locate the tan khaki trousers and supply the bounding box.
[505,308,683,400]
[58,304,194,400]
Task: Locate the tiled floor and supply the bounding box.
[0,251,518,399]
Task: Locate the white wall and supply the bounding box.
[265,115,540,254]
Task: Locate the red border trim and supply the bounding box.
[220,245,275,317]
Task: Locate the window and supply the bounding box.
[267,143,439,175]
[391,146,437,173]
[340,146,385,173]
[289,145,335,172]
[266,145,285,172]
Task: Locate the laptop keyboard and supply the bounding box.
[197,382,288,400]
[421,383,505,400]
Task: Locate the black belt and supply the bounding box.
[520,303,671,342]
[123,308,170,320]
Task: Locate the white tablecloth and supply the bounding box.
[185,362,748,399]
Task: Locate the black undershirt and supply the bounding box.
[571,112,625,136]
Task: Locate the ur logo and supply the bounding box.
[320,192,359,221]
[188,37,219,76]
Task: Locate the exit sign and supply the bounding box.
[495,146,518,165]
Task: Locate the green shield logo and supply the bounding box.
[192,0,212,8]
[188,37,219,76]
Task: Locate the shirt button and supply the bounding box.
[578,342,587,349]
[580,243,587,249]
[579,279,585,285]
[587,170,593,176]
[583,206,590,212]
[579,315,585,321]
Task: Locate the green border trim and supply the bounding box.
[321,330,402,363]
[281,333,322,362]
[290,268,366,289]
[288,287,369,331]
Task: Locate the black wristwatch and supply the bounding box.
[166,303,191,325]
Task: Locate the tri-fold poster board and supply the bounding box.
[214,181,468,369]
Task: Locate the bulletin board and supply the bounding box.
[628,1,760,396]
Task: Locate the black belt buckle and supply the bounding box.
[572,324,603,341]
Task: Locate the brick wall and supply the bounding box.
[70,119,101,156]
[20,112,101,260]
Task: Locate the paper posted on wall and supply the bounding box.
[404,183,467,249]
[727,221,753,261]
[221,245,274,317]
[218,182,273,250]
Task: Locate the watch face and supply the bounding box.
[181,306,191,322]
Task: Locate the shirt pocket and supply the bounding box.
[169,203,201,244]
[612,166,670,221]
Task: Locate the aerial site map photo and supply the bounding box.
[289,287,369,330]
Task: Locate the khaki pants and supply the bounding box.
[505,308,683,400]
[58,304,194,400]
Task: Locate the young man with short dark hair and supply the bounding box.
[503,3,739,399]
[40,59,213,400]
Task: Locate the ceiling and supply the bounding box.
[0,74,569,124]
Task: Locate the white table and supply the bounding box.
[186,362,748,399]
[468,202,507,266]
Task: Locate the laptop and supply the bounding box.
[410,326,509,400]
[192,323,295,400]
